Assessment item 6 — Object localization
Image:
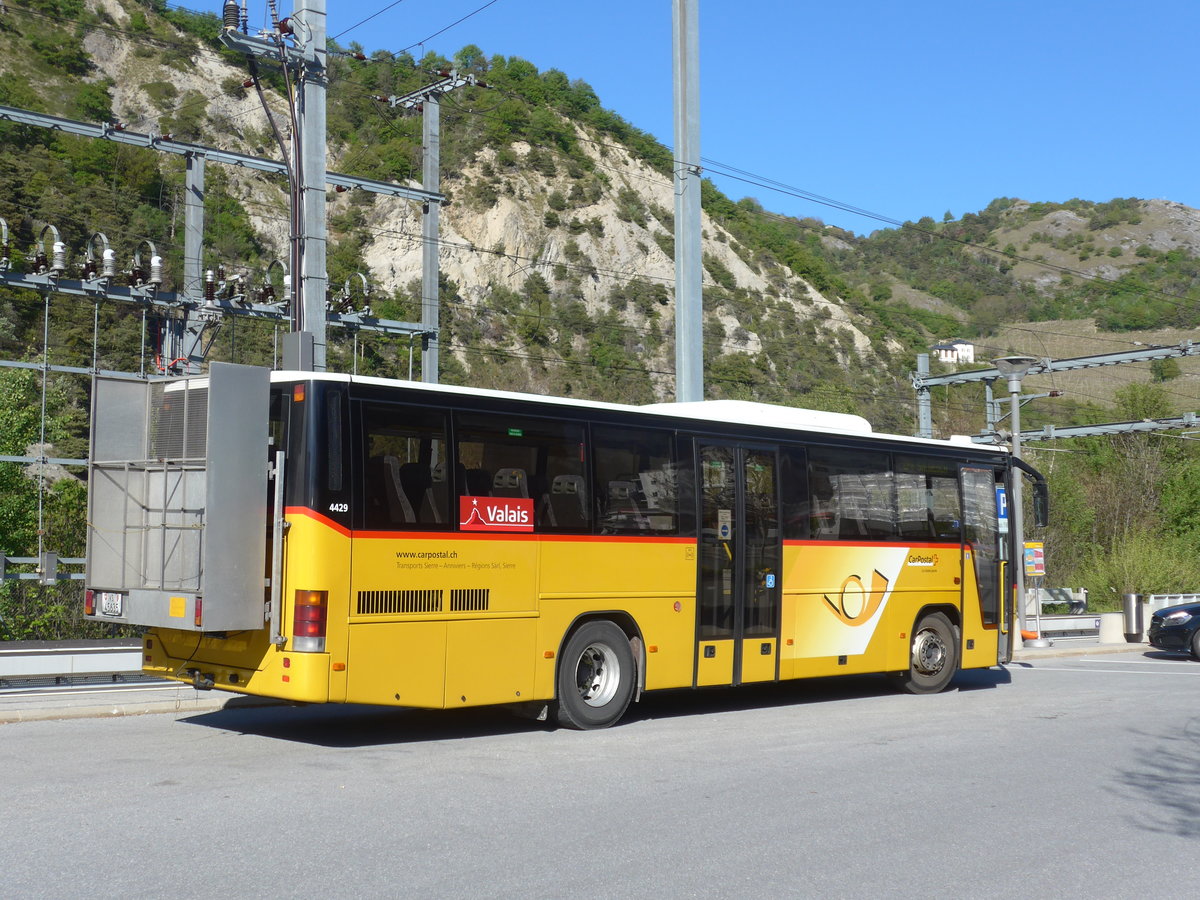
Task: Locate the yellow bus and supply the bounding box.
[84,363,1047,728]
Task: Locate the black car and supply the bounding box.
[1147,600,1200,659]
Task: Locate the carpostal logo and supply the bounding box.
[906,553,939,567]
[459,496,534,532]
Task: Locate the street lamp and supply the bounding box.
[993,355,1040,649]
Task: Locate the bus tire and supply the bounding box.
[554,621,636,729]
[891,611,958,695]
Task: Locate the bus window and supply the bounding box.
[808,448,895,540]
[593,425,679,534]
[454,412,586,532]
[895,456,961,540]
[359,402,449,530]
[779,446,810,540]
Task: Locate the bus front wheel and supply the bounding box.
[891,612,958,695]
[555,621,636,729]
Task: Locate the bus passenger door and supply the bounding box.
[960,467,1004,662]
[696,443,782,686]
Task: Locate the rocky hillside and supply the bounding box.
[3,0,1200,435]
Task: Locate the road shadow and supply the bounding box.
[1142,650,1196,662]
[1115,716,1200,838]
[178,666,1012,748]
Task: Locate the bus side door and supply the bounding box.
[695,443,782,686]
[960,466,1004,663]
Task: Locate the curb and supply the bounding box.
[0,697,231,725]
[1010,640,1151,662]
[0,689,280,725]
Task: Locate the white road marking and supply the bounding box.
[1010,665,1200,676]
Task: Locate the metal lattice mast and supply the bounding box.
[384,70,480,384]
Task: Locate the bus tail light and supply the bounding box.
[292,590,328,652]
[84,589,95,616]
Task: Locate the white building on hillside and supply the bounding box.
[931,340,975,365]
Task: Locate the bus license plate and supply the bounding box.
[98,592,123,616]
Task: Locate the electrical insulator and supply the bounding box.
[102,248,117,278]
[51,241,67,275]
[205,269,216,303]
[278,17,293,35]
[83,258,97,279]
[260,284,275,304]
[149,255,163,286]
[222,0,239,29]
[283,274,292,304]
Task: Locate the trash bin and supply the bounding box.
[1123,592,1144,643]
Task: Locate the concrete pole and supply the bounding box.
[672,0,702,402]
[182,152,205,302]
[177,151,206,372]
[421,94,441,384]
[915,353,933,437]
[295,0,327,371]
[1007,375,1027,645]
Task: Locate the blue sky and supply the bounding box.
[192,1,1195,235]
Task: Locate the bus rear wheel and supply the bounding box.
[555,621,636,729]
[891,612,958,695]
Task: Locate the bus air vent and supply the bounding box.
[450,588,490,612]
[356,589,443,615]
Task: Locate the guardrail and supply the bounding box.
[0,554,85,584]
[0,640,141,681]
[1035,614,1102,641]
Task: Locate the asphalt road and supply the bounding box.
[2,647,1198,899]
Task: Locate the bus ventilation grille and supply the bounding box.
[450,588,490,612]
[357,589,443,615]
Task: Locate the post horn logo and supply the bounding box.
[823,570,890,626]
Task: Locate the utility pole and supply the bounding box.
[672,0,702,402]
[296,0,328,371]
[385,70,480,384]
[221,0,328,370]
[915,353,933,438]
[993,356,1038,648]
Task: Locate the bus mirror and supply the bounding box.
[1032,479,1049,528]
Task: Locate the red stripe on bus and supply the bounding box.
[284,506,693,544]
[354,529,694,544]
[783,539,963,550]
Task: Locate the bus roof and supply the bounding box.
[254,368,1008,457]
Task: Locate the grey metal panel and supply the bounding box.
[91,378,150,462]
[87,465,139,590]
[86,364,270,632]
[200,363,270,631]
